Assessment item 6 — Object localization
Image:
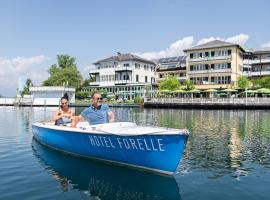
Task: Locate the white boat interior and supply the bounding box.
[35,121,189,136]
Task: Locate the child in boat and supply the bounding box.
[53,94,74,126]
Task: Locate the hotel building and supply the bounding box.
[183,40,245,90]
[243,49,270,79]
[85,53,157,100]
[156,56,187,84]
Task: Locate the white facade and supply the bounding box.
[29,86,76,105]
[88,53,157,100]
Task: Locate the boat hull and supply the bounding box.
[32,123,188,175]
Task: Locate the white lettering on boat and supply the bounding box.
[88,136,165,152]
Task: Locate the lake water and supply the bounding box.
[0,106,270,200]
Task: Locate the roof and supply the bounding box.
[156,56,186,71]
[157,56,186,63]
[183,40,245,52]
[94,53,156,65]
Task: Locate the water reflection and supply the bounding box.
[32,139,182,200]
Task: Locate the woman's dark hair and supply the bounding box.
[61,93,69,101]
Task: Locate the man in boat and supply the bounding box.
[71,91,115,127]
[53,93,74,126]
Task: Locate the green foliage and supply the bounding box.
[134,96,144,104]
[43,55,83,88]
[238,76,250,89]
[75,91,89,100]
[21,78,33,96]
[159,76,180,91]
[184,79,194,91]
[255,77,270,88]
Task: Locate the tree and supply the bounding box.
[184,79,194,91]
[43,55,83,88]
[159,75,180,91]
[238,76,250,89]
[255,77,270,88]
[21,78,33,96]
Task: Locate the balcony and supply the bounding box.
[251,58,270,64]
[243,71,270,77]
[188,68,232,74]
[89,81,100,86]
[115,80,131,85]
[189,55,232,62]
[89,69,100,74]
[115,66,133,72]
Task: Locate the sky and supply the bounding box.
[0,0,270,96]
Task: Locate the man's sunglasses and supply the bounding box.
[95,98,103,101]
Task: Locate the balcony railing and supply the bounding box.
[243,71,270,77]
[89,81,100,86]
[188,68,232,74]
[188,55,232,62]
[251,59,270,64]
[115,66,133,71]
[114,80,131,84]
[89,69,100,74]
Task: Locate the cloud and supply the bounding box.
[135,36,194,60]
[197,33,249,46]
[0,55,50,96]
[135,34,249,60]
[260,41,270,48]
[225,33,249,45]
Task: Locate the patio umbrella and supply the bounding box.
[172,89,186,93]
[245,90,256,93]
[187,89,201,93]
[255,88,270,93]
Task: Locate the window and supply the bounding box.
[211,51,215,57]
[190,53,193,59]
[228,50,231,55]
[145,76,148,83]
[205,52,209,57]
[136,75,139,82]
[124,63,129,67]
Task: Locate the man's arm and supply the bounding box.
[108,111,115,123]
[71,115,85,128]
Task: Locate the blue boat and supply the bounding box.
[32,122,189,175]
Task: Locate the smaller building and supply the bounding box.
[243,49,270,79]
[30,86,76,106]
[156,56,187,84]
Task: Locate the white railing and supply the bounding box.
[90,81,100,85]
[115,80,131,84]
[145,97,270,105]
[115,66,133,71]
[188,55,232,62]
[188,68,232,74]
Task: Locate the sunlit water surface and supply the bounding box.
[0,106,270,200]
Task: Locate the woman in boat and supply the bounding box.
[53,94,74,126]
